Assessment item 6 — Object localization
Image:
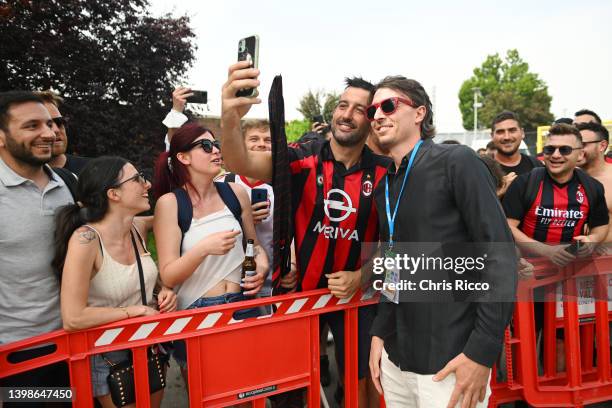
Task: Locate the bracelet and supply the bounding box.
[120,307,130,319]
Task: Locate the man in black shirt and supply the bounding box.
[367,76,516,408]
[491,110,541,176]
[36,91,89,176]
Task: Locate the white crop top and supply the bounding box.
[86,226,158,309]
[175,206,244,310]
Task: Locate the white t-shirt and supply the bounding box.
[218,174,274,297]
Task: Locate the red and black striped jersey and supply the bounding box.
[288,139,390,290]
[503,170,608,243]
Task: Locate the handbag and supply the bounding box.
[105,230,168,407]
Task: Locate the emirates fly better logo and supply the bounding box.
[313,188,359,241]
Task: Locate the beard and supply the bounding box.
[5,132,52,167]
[496,144,519,157]
[331,120,368,147]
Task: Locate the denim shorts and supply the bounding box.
[90,350,131,397]
[173,292,260,368]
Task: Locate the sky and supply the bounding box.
[149,0,612,132]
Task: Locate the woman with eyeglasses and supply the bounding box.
[52,156,176,408]
[153,123,267,374]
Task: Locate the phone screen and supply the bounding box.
[236,35,259,98]
[186,90,207,104]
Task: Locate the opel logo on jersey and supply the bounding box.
[324,188,357,222]
[362,180,373,197]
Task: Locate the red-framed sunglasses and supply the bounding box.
[366,97,416,121]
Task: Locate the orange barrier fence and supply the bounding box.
[2,258,612,407]
[1,288,376,407]
[489,256,612,407]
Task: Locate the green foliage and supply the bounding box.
[285,119,311,142]
[0,0,196,171]
[459,49,554,131]
[297,90,339,123]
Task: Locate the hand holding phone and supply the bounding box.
[236,35,260,98]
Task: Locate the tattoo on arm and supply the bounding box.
[78,229,97,244]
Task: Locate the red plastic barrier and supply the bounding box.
[489,256,612,407]
[0,289,377,407]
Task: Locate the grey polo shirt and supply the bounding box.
[0,158,74,344]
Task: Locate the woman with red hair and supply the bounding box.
[153,123,267,373]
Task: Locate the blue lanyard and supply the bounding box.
[385,140,422,250]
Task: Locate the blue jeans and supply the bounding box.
[173,292,260,368]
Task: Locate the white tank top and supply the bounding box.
[86,225,158,308]
[176,206,244,310]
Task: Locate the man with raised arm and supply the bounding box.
[221,60,389,406]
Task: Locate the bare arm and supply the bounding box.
[61,227,157,331]
[507,218,553,258]
[221,61,273,182]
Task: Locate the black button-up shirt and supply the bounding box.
[371,139,517,374]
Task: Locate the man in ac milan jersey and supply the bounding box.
[221,61,389,406]
[502,123,608,264]
[502,123,608,374]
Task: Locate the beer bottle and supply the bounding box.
[242,239,257,295]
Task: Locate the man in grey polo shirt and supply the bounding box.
[0,91,73,396]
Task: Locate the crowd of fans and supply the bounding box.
[0,60,610,408]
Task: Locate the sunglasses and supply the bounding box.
[52,116,69,127]
[113,172,147,188]
[542,145,582,156]
[366,97,416,121]
[189,139,221,153]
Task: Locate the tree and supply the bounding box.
[0,0,196,172]
[297,90,339,123]
[458,49,553,131]
[285,119,310,142]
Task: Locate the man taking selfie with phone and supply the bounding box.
[221,60,389,407]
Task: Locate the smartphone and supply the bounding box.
[312,115,324,124]
[565,240,581,255]
[186,90,207,104]
[236,35,260,98]
[251,188,268,205]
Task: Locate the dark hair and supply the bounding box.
[153,122,215,200]
[441,139,460,145]
[486,140,497,150]
[373,76,435,139]
[479,156,505,190]
[491,111,521,132]
[575,109,602,124]
[576,122,609,143]
[52,156,129,280]
[0,91,44,131]
[345,77,374,94]
[554,117,574,125]
[547,123,583,145]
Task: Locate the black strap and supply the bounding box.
[130,230,147,306]
[52,167,78,200]
[173,183,245,252]
[224,173,236,183]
